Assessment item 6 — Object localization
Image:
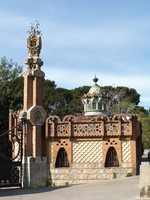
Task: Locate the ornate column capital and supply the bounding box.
[24,31,44,77]
[27,34,41,57]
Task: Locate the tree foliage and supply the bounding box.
[1,56,149,149]
[45,88,73,118]
[0,57,23,132]
[141,117,150,149]
[101,86,140,115]
[69,86,90,114]
[43,85,90,117]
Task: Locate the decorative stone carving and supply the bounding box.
[32,69,45,78]
[19,111,27,120]
[27,34,41,57]
[24,57,43,70]
[22,69,32,77]
[27,106,47,126]
[24,28,44,75]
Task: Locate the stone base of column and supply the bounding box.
[22,156,49,187]
[139,162,150,198]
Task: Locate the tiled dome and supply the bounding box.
[81,76,111,116]
[89,76,104,95]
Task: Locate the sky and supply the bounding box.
[0,0,150,109]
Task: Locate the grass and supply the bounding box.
[113,173,117,179]
[126,173,133,177]
[27,185,39,189]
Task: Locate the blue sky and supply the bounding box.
[0,0,150,109]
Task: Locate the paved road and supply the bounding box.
[0,176,150,200]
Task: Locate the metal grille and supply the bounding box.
[0,123,23,187]
[105,147,119,167]
[55,148,69,168]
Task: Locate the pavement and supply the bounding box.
[0,176,150,200]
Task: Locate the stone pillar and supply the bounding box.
[140,162,150,198]
[20,33,48,187]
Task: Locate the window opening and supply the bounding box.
[92,102,96,110]
[104,103,106,111]
[105,147,119,167]
[98,102,102,110]
[55,148,69,168]
[87,103,91,110]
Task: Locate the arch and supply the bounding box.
[55,148,69,168]
[63,115,74,122]
[105,147,119,167]
[98,102,102,110]
[92,99,97,110]
[46,115,61,123]
[87,103,91,110]
[103,103,106,111]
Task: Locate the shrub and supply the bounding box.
[126,173,133,177]
[65,182,69,186]
[113,173,117,179]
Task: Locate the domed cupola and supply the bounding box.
[81,76,111,115]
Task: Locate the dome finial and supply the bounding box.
[93,75,98,83]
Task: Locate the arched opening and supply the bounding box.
[98,101,102,110]
[92,99,97,110]
[105,147,119,167]
[55,148,69,168]
[103,103,106,111]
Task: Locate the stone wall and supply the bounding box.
[49,163,132,186]
[47,138,133,186]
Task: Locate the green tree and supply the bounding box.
[0,57,23,132]
[131,106,148,118]
[45,88,73,118]
[141,117,150,149]
[111,101,135,114]
[100,86,140,114]
[69,86,90,114]
[43,79,56,112]
[115,87,140,105]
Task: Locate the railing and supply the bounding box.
[46,115,133,138]
[0,123,23,187]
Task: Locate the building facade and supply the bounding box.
[9,33,142,187]
[44,78,142,185]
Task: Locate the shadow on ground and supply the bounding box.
[0,185,76,197]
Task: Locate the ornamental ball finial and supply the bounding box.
[93,75,98,83]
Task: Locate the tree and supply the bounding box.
[69,86,90,114]
[45,88,73,118]
[43,79,56,112]
[141,117,150,149]
[111,101,135,115]
[0,57,23,132]
[115,87,140,105]
[131,106,148,118]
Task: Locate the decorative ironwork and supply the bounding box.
[55,148,69,168]
[105,147,119,167]
[0,123,23,187]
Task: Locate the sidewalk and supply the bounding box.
[0,176,150,200]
